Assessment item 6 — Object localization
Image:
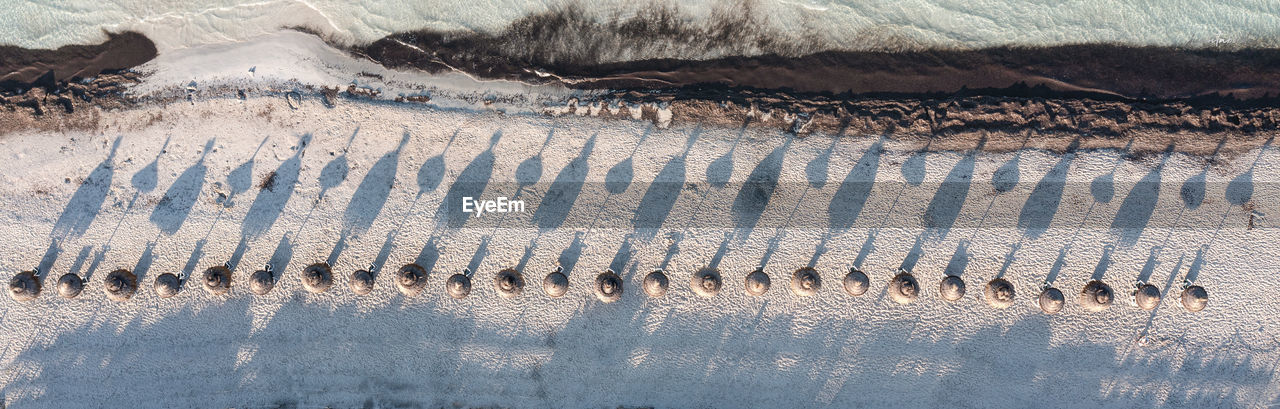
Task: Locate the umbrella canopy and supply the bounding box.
[302,263,334,294]
[8,270,41,302]
[57,273,83,299]
[395,264,427,297]
[104,269,138,302]
[594,270,623,303]
[249,268,275,295]
[843,268,869,297]
[203,266,232,295]
[446,273,472,299]
[790,267,822,297]
[1133,283,1161,311]
[1079,280,1114,312]
[745,269,771,296]
[154,273,181,299]
[494,268,524,299]
[350,269,376,296]
[889,272,919,305]
[642,270,668,298]
[691,268,722,297]
[1039,287,1065,314]
[1180,285,1208,312]
[939,275,966,302]
[984,278,1015,309]
[543,270,569,298]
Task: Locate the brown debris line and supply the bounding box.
[1,31,157,88]
[560,45,1280,100]
[358,10,1280,101]
[594,91,1278,158]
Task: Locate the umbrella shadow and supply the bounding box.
[224,136,270,207]
[1091,244,1115,281]
[52,136,122,240]
[632,127,699,235]
[922,138,984,239]
[603,126,651,197]
[414,235,441,276]
[1180,138,1226,210]
[828,136,884,232]
[1110,144,1174,247]
[437,131,501,228]
[1225,137,1272,207]
[131,134,169,194]
[329,131,411,268]
[1017,138,1080,238]
[556,233,586,276]
[150,139,215,235]
[943,241,970,277]
[731,135,792,235]
[706,119,748,189]
[418,130,458,196]
[535,134,596,231]
[227,134,310,270]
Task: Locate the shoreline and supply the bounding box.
[2,29,1279,159]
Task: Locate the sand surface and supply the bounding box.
[0,32,1278,409]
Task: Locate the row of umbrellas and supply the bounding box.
[8,263,1208,313]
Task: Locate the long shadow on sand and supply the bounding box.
[437,131,501,228]
[534,135,595,230]
[828,136,883,232]
[1017,139,1080,238]
[51,136,122,240]
[922,139,983,239]
[632,129,699,234]
[149,139,214,235]
[731,136,792,234]
[227,134,310,271]
[327,132,411,268]
[1109,144,1173,247]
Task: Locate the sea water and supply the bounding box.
[1,0,1279,53]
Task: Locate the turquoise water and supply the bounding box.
[2,0,1278,52]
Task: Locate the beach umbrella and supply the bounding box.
[154,273,181,299]
[939,275,965,302]
[302,263,334,294]
[8,270,40,302]
[888,270,919,305]
[745,269,771,296]
[203,265,232,295]
[446,271,472,299]
[543,267,568,298]
[984,278,1015,309]
[57,273,83,299]
[396,264,427,297]
[691,267,722,297]
[1038,286,1065,314]
[350,269,375,296]
[1180,284,1208,312]
[494,268,524,299]
[249,267,275,295]
[594,270,623,303]
[1079,280,1114,312]
[790,267,821,297]
[843,267,869,297]
[1132,282,1161,311]
[642,270,668,298]
[104,269,138,302]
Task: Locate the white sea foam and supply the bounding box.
[1,0,1278,53]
